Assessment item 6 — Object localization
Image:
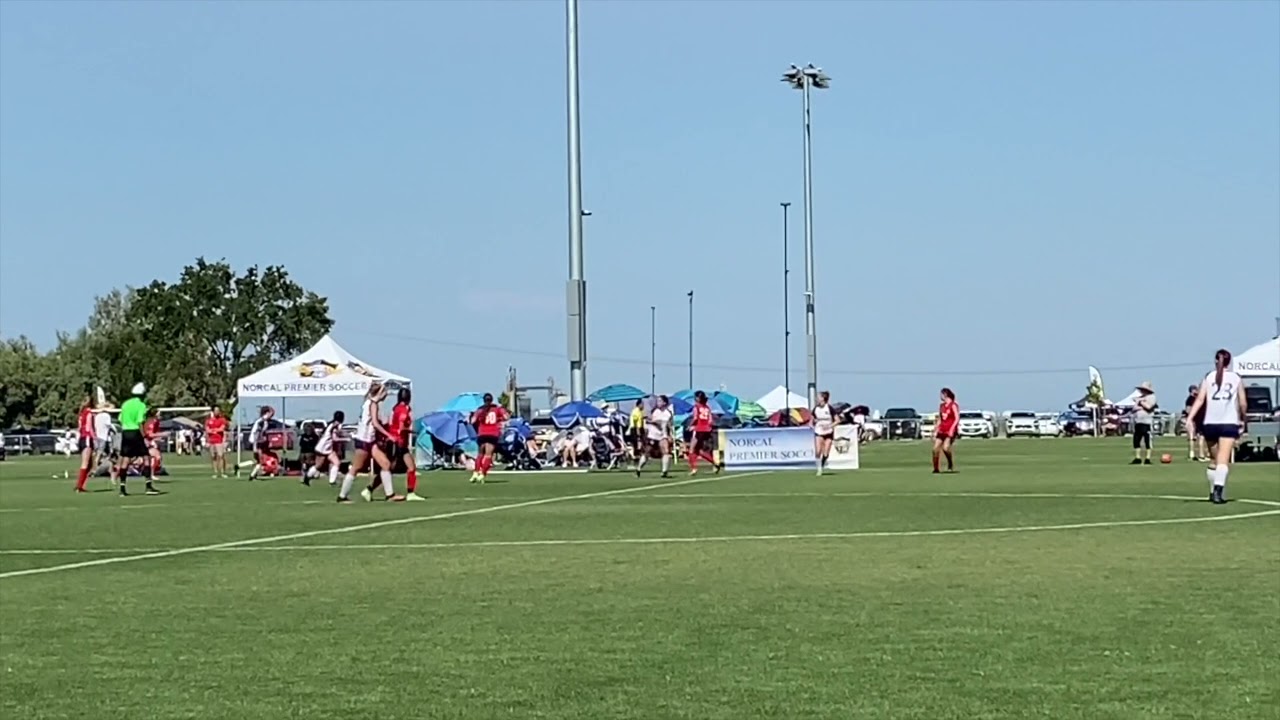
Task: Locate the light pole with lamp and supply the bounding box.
[781,63,830,408]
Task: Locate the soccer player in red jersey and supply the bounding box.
[469,393,509,484]
[143,408,164,478]
[387,387,423,501]
[932,387,959,473]
[687,391,720,475]
[204,406,229,478]
[73,394,96,493]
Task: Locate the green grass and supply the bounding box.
[1,440,1277,719]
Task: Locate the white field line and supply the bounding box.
[4,507,1276,555]
[3,493,1278,557]
[0,471,766,579]
[629,491,1280,507]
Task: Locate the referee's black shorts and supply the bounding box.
[120,430,149,458]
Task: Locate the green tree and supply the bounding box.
[0,337,47,427]
[128,258,333,405]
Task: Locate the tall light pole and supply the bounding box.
[565,0,588,401]
[782,63,829,408]
[781,202,791,406]
[650,306,657,394]
[687,290,694,389]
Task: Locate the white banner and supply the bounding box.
[719,426,859,470]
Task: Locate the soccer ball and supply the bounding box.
[1160,454,1172,464]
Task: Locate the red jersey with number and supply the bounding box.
[938,399,959,434]
[205,416,227,444]
[692,404,714,433]
[471,405,508,437]
[389,402,412,445]
[78,408,94,439]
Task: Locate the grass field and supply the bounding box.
[0,439,1277,719]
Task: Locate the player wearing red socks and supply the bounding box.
[143,409,164,479]
[469,393,508,484]
[73,394,96,493]
[389,387,422,501]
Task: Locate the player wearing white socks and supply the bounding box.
[338,383,403,503]
[247,406,274,480]
[1183,349,1248,505]
[305,411,345,487]
[636,395,674,478]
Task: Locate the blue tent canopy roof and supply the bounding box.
[588,384,647,403]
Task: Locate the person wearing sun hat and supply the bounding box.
[1129,381,1158,465]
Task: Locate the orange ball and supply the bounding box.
[1160,454,1172,464]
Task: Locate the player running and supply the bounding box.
[112,383,158,496]
[469,393,509,484]
[932,388,959,473]
[340,382,403,503]
[304,411,345,487]
[205,406,229,478]
[1183,349,1248,504]
[389,387,423,501]
[247,405,275,480]
[636,395,674,478]
[811,391,835,476]
[73,394,96,493]
[687,391,720,475]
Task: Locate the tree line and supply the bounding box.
[0,258,333,429]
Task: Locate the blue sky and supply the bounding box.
[2,0,1278,417]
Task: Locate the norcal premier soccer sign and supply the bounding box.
[718,426,859,471]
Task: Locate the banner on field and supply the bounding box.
[718,426,859,470]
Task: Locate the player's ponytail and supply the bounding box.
[1214,349,1231,389]
[941,388,955,401]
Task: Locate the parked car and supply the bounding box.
[920,413,938,439]
[1058,410,1096,437]
[883,408,922,440]
[1035,413,1063,437]
[3,428,57,455]
[1004,412,1040,438]
[958,411,994,438]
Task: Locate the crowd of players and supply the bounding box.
[62,349,1248,505]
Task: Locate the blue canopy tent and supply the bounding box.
[672,389,697,404]
[588,384,647,403]
[551,401,604,429]
[439,393,486,414]
[415,411,479,458]
[712,391,740,415]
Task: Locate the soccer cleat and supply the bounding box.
[360,488,373,502]
[405,492,426,502]
[1129,459,1141,465]
[145,486,160,496]
[74,487,88,494]
[300,477,311,487]
[660,472,670,479]
[1142,459,1152,465]
[634,467,641,478]
[468,473,479,484]
[336,496,351,504]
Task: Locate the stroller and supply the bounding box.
[498,426,542,471]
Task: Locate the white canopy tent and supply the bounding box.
[1234,337,1280,378]
[237,334,411,398]
[756,385,810,413]
[234,335,411,472]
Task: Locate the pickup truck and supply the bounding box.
[883,408,922,440]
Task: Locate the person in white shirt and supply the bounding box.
[92,409,115,473]
[246,406,275,480]
[636,395,675,478]
[339,382,403,503]
[811,391,835,476]
[305,411,345,487]
[1183,349,1248,504]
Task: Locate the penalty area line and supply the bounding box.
[0,471,765,580]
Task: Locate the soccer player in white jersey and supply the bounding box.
[1183,349,1248,505]
[304,411,345,487]
[636,395,674,478]
[339,382,403,503]
[811,391,835,476]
